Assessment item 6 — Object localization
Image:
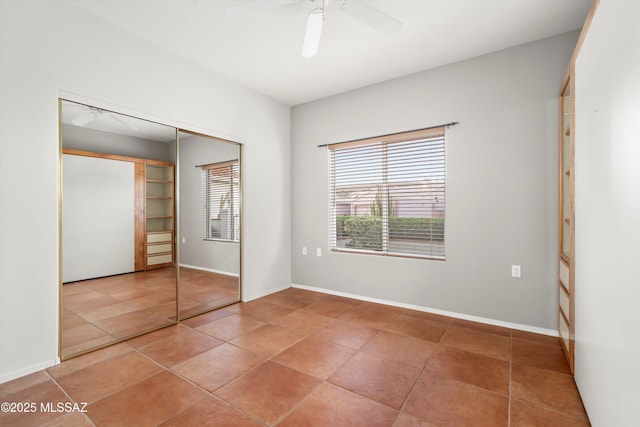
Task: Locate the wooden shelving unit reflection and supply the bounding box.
[145,161,174,270]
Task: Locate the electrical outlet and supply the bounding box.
[302,246,307,255]
[511,265,521,278]
[316,248,322,257]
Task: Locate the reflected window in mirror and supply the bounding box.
[177,131,241,320]
[59,99,243,358]
[201,160,239,242]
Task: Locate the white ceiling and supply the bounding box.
[66,0,591,106]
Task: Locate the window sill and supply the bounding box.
[330,247,445,262]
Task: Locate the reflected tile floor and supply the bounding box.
[61,267,238,358]
[1,288,590,426]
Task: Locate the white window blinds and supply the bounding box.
[329,127,446,260]
[201,160,239,241]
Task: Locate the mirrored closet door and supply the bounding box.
[177,131,241,320]
[59,100,241,360]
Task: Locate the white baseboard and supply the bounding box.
[0,358,59,385]
[178,263,239,278]
[291,283,558,337]
[242,284,291,303]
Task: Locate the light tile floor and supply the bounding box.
[1,288,590,426]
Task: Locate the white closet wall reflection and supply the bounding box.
[59,100,241,360]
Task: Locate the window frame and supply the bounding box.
[201,159,239,242]
[328,126,446,261]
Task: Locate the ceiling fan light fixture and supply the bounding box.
[301,7,324,58]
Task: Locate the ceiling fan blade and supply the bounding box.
[301,7,324,57]
[340,0,402,35]
[225,0,300,17]
[108,113,139,131]
[70,112,95,127]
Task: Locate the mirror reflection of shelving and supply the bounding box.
[146,164,173,231]
[561,88,572,260]
[146,162,174,269]
[59,98,242,361]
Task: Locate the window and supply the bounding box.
[202,160,239,241]
[329,127,446,260]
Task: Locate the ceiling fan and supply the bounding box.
[69,105,139,131]
[226,0,403,57]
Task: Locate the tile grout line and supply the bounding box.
[132,333,269,426]
[48,289,583,426]
[393,316,450,422]
[223,316,366,426]
[262,309,394,424]
[264,306,434,422]
[270,378,324,427]
[69,346,169,409]
[182,311,358,426]
[508,329,513,427]
[44,369,98,427]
